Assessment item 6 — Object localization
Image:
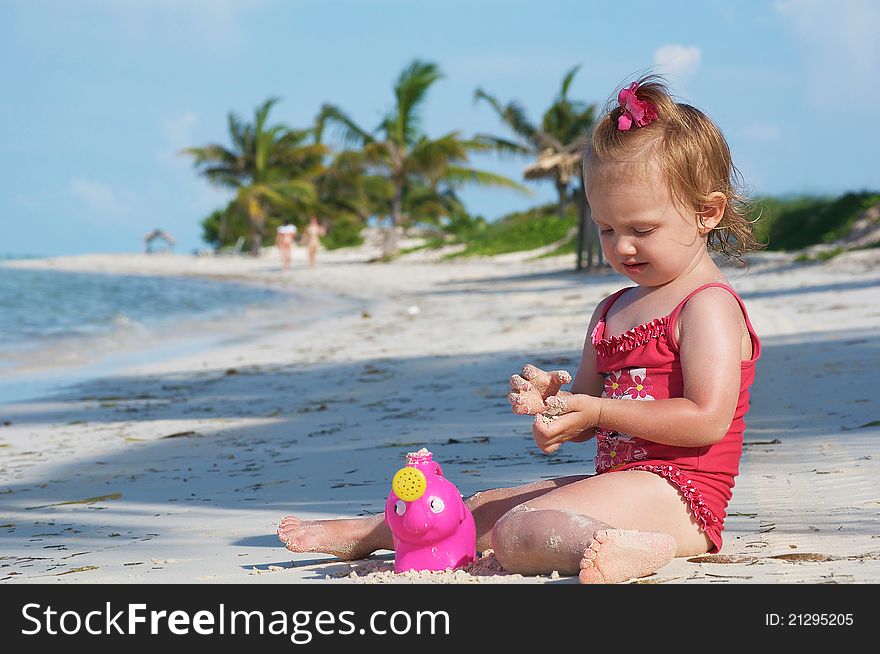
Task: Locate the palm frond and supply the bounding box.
[473,88,504,115]
[441,165,531,193]
[559,65,582,101]
[500,101,538,143]
[408,134,468,174]
[465,135,530,158]
[317,103,374,148]
[227,112,250,153]
[254,97,282,135]
[393,60,443,147]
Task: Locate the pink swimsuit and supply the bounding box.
[591,283,761,552]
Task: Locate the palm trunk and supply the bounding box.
[575,177,597,270]
[556,179,568,217]
[576,190,587,271]
[384,183,404,258]
[248,196,266,256]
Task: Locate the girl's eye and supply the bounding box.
[394,500,406,516]
[599,228,613,235]
[633,229,655,238]
[429,497,445,513]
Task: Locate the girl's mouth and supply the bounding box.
[623,262,647,272]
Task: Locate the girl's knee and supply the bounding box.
[489,504,535,559]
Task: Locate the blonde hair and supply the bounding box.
[585,74,764,262]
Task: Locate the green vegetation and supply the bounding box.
[184,98,324,255]
[185,59,877,265]
[446,204,579,258]
[316,59,528,256]
[752,191,880,251]
[186,59,588,258]
[794,247,846,263]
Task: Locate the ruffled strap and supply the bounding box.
[592,316,668,357]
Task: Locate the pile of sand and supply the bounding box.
[326,550,561,584]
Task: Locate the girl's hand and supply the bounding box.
[507,364,572,415]
[532,393,601,454]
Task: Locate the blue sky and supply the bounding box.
[2,0,878,256]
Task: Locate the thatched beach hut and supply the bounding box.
[144,229,176,254]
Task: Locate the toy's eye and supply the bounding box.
[429,497,445,513]
[394,500,406,516]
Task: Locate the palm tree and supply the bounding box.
[184,98,325,254]
[316,59,527,256]
[474,66,600,268]
[312,148,392,232]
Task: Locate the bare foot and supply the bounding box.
[277,514,388,561]
[578,529,676,584]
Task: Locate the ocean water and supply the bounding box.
[0,263,293,403]
[0,266,283,349]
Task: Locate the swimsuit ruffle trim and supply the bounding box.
[592,316,668,358]
[625,464,721,535]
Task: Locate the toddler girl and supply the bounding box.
[278,75,764,583]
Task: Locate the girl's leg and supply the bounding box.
[278,474,590,560]
[490,470,712,583]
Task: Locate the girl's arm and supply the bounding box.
[536,288,745,451]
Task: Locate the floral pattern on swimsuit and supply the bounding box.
[594,367,653,472]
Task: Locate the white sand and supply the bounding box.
[1,242,878,584]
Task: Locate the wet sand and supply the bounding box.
[1,241,878,584]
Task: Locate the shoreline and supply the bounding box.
[1,246,879,584]
[0,261,361,406]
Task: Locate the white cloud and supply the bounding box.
[69,178,129,217]
[653,45,701,78]
[741,123,781,142]
[775,0,880,108]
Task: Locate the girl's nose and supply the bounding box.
[614,236,638,257]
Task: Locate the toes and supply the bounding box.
[580,549,598,566]
[578,566,606,584]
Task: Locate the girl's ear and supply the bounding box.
[697,192,727,233]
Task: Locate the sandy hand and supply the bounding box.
[508,364,572,415]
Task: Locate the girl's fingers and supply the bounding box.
[533,412,585,451]
[508,391,532,415]
[543,370,572,399]
[521,364,572,399]
[508,390,545,415]
[509,374,532,392]
[543,394,568,416]
[545,391,586,415]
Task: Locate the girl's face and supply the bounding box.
[586,160,708,288]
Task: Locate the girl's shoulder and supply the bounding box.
[671,281,759,362]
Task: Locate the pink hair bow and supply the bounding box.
[617,82,658,131]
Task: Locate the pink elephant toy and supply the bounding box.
[384,448,476,573]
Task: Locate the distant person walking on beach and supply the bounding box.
[276,223,297,271]
[303,215,326,269]
[278,75,764,583]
